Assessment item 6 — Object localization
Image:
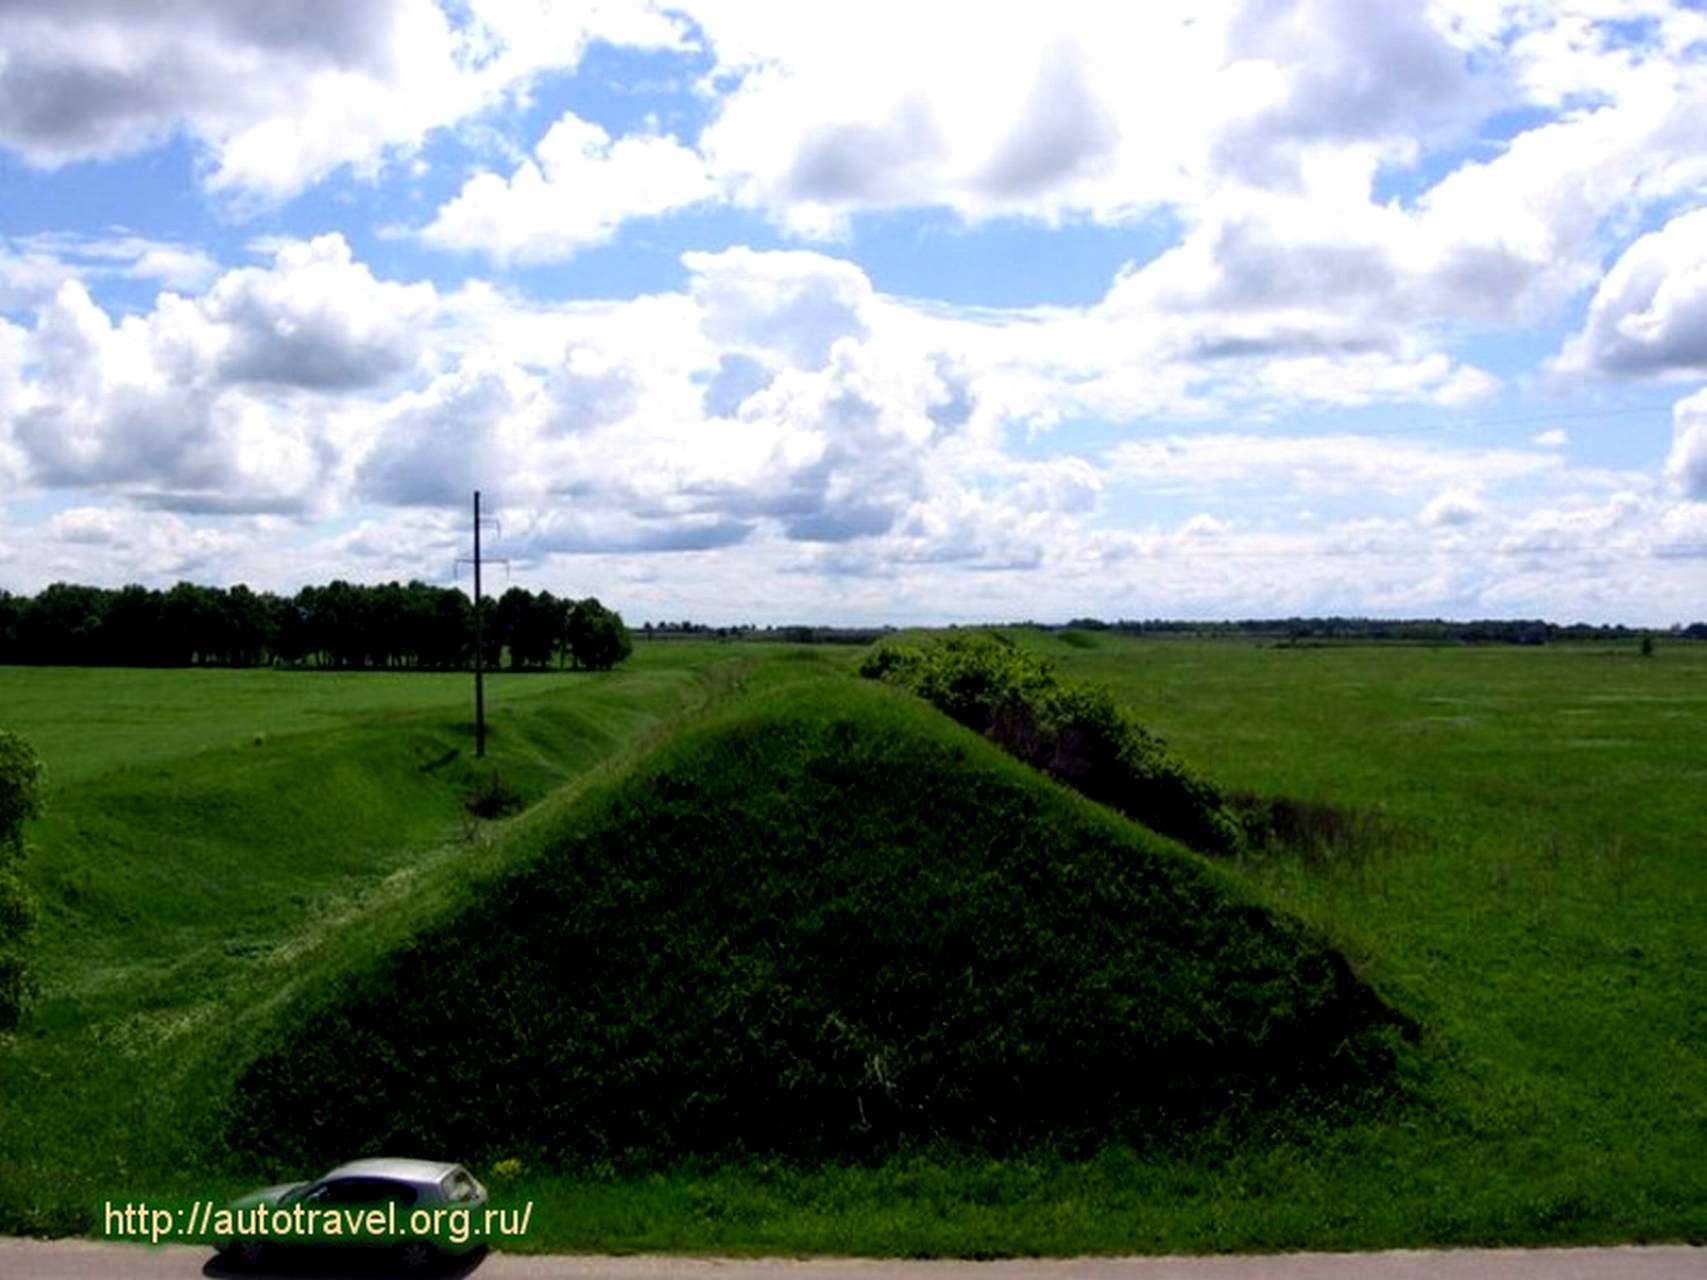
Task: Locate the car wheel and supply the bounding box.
[222,1238,268,1270]
[396,1239,440,1273]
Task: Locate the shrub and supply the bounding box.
[0,730,44,1030]
[1227,792,1398,870]
[861,635,1243,856]
[464,770,523,819]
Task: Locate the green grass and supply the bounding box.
[224,674,1404,1172]
[0,641,782,1231]
[2,634,1705,1254]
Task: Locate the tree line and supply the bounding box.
[1057,616,1705,643]
[0,580,632,671]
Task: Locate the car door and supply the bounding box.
[305,1176,419,1249]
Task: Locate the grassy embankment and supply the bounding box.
[223,672,1405,1168]
[2,633,1704,1255]
[0,641,770,1232]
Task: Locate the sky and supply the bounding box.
[2,1,1706,626]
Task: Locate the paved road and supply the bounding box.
[2,1240,1704,1280]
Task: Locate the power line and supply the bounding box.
[1428,403,1678,431]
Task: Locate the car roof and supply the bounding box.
[316,1157,462,1186]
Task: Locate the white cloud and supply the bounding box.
[1,231,220,311]
[686,0,1505,232]
[1555,206,1707,377]
[356,358,545,508]
[417,113,712,261]
[4,236,433,511]
[24,505,261,585]
[685,247,872,369]
[1533,428,1569,447]
[1103,434,1560,497]
[0,0,691,202]
[1420,488,1486,527]
[1665,386,1707,499]
[203,235,437,390]
[5,230,1703,623]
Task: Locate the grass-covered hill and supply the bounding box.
[225,672,1412,1171]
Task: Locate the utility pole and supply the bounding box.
[456,490,507,758]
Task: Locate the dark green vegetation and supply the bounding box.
[2,634,1705,1255]
[227,676,1405,1170]
[860,633,1242,855]
[0,579,631,671]
[0,731,44,1029]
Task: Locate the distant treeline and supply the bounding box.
[641,621,896,645]
[0,580,632,671]
[1053,616,1706,644]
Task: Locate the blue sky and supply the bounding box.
[2,0,1706,624]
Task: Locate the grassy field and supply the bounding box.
[1,634,1704,1254]
[1006,632,1707,1249]
[0,641,775,1231]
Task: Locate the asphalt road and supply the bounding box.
[2,1240,1704,1280]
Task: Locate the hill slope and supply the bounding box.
[225,674,1411,1169]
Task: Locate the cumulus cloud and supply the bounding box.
[24,504,261,584]
[697,353,774,418]
[1215,0,1491,186]
[416,113,712,261]
[692,3,1219,233]
[5,226,1703,622]
[1419,488,1485,527]
[685,248,872,369]
[1103,434,1559,497]
[1554,206,1707,377]
[1666,387,1707,499]
[0,231,219,310]
[356,360,540,507]
[544,346,641,434]
[2,235,433,511]
[204,235,436,389]
[0,0,690,201]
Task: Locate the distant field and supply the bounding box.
[1006,631,1707,1249]
[1,634,1704,1255]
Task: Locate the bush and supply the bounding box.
[861,634,1243,856]
[464,770,523,820]
[0,730,44,1030]
[1228,791,1398,870]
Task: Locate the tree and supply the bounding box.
[498,587,562,670]
[20,582,108,665]
[0,731,44,1030]
[564,597,633,671]
[0,591,20,662]
[106,585,170,666]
